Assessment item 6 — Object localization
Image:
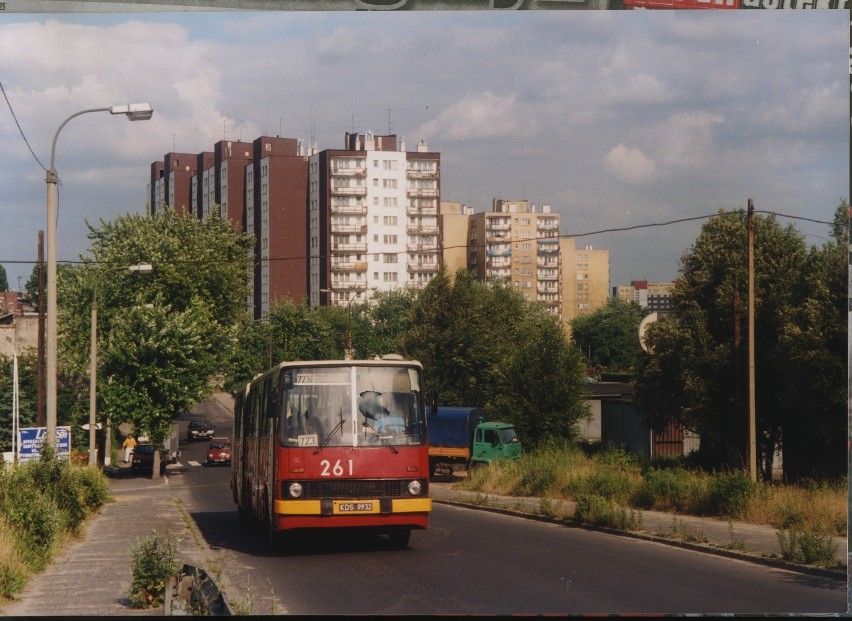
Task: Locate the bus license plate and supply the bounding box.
[334,501,377,514]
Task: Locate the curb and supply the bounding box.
[433,497,847,582]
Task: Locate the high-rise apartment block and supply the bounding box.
[561,239,610,328]
[438,201,473,277]
[308,133,441,307]
[469,199,561,319]
[147,130,616,331]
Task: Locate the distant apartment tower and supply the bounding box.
[439,201,473,277]
[561,238,610,332]
[308,133,440,307]
[148,151,198,216]
[614,280,676,313]
[148,137,312,320]
[469,199,561,319]
[245,136,311,317]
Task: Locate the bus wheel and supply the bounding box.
[387,526,411,548]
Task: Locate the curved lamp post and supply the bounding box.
[89,264,153,466]
[46,103,153,451]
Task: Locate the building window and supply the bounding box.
[383,235,398,244]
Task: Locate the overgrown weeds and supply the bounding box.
[457,445,846,537]
[0,456,111,602]
[128,530,180,608]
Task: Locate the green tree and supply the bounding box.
[776,201,848,479]
[58,207,252,474]
[230,299,341,388]
[0,265,8,291]
[635,209,811,475]
[402,267,588,447]
[570,298,648,373]
[0,352,38,452]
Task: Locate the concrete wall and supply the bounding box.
[0,315,39,358]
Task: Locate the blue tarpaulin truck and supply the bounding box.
[427,407,522,479]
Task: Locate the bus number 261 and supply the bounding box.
[320,459,354,477]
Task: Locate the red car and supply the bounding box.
[206,437,232,466]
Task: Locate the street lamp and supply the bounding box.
[320,288,373,360]
[89,264,154,466]
[46,103,154,451]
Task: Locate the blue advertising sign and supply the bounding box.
[18,426,72,462]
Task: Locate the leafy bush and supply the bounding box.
[634,467,694,512]
[129,530,180,608]
[702,470,756,518]
[573,493,640,530]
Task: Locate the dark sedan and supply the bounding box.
[186,419,215,441]
[130,444,169,474]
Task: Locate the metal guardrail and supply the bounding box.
[165,564,233,616]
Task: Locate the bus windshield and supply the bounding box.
[278,364,424,449]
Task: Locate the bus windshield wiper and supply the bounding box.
[313,418,346,455]
[361,421,399,454]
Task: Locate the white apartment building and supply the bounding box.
[309,133,440,307]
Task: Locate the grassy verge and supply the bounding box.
[0,453,112,603]
[460,443,846,537]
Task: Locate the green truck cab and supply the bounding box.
[427,406,522,479]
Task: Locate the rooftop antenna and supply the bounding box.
[350,113,355,134]
[387,107,393,135]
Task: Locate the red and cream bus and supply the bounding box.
[232,356,431,548]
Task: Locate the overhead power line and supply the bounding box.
[0,208,837,271]
[0,80,48,172]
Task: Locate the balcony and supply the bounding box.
[406,205,438,216]
[537,245,559,255]
[407,224,439,236]
[331,243,368,253]
[537,220,559,231]
[406,169,439,179]
[330,203,367,215]
[330,281,368,292]
[331,166,367,177]
[407,243,439,253]
[406,187,438,197]
[537,257,559,267]
[537,284,559,294]
[537,271,559,281]
[330,185,367,196]
[407,263,438,273]
[331,261,368,273]
[331,224,367,234]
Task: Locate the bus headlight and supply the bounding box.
[407,480,423,496]
[288,482,303,498]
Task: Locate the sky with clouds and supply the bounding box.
[0,9,847,294]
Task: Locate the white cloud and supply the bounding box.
[604,144,658,185]
[416,92,533,142]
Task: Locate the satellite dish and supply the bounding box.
[638,312,659,354]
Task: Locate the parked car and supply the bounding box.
[206,437,232,466]
[187,419,215,441]
[130,443,170,474]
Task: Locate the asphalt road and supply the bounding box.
[163,397,846,616]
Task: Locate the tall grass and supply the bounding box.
[0,456,112,602]
[462,444,846,537]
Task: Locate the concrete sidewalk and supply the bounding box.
[0,466,219,617]
[0,471,845,617]
[429,483,847,580]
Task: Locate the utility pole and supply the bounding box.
[37,231,45,427]
[747,199,757,482]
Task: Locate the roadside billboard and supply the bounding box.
[18,426,72,462]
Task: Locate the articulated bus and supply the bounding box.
[232,356,431,548]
